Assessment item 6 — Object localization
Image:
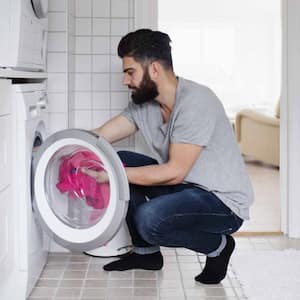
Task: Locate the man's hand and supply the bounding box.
[81,167,109,183]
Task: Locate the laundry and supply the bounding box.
[56,149,110,209]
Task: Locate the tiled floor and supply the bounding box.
[241,158,280,232]
[28,158,283,299]
[28,235,300,300]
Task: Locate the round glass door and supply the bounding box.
[45,145,110,229]
[32,129,129,251]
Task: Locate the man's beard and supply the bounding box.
[130,71,159,105]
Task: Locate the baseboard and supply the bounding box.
[234,231,283,236]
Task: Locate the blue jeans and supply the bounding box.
[118,151,243,256]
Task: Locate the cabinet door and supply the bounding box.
[0,187,14,283]
[0,116,11,191]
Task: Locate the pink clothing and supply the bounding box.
[56,150,110,209]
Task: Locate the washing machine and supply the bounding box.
[0,83,50,300]
[0,82,132,299]
[0,0,48,71]
[32,129,131,252]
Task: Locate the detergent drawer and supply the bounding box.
[31,129,129,251]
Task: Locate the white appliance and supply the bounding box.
[32,129,131,251]
[0,83,49,299]
[0,82,132,300]
[0,0,48,71]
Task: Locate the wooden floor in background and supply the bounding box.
[239,157,280,233]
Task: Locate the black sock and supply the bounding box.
[103,251,164,271]
[195,235,235,284]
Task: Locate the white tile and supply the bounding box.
[111,92,129,110]
[76,0,91,17]
[74,92,92,109]
[49,113,69,133]
[75,37,91,54]
[111,19,129,36]
[111,73,127,91]
[68,0,75,16]
[49,0,66,12]
[48,33,67,52]
[93,37,110,54]
[92,0,110,17]
[76,18,92,35]
[92,92,110,109]
[159,289,185,298]
[129,18,135,31]
[48,12,66,31]
[110,109,123,118]
[47,52,67,73]
[69,110,75,127]
[47,73,67,93]
[110,36,121,54]
[68,91,75,110]
[93,55,110,73]
[110,55,122,72]
[48,93,68,113]
[93,18,110,36]
[92,110,111,127]
[111,0,129,17]
[74,110,92,129]
[29,287,56,298]
[75,55,91,72]
[68,16,75,35]
[75,73,91,91]
[68,36,75,54]
[128,0,134,18]
[68,73,75,91]
[92,74,110,91]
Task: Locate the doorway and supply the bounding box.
[158,0,282,233]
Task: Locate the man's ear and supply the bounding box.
[148,61,160,80]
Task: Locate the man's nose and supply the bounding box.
[123,74,130,86]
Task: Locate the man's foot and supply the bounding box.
[103,251,164,271]
[195,235,235,284]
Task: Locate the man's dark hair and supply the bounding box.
[118,29,173,70]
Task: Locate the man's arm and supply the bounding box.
[92,114,138,144]
[125,143,203,185]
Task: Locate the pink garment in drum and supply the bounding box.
[56,150,110,209]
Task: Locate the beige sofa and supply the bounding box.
[235,102,280,167]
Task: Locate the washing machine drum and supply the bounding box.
[32,129,129,251]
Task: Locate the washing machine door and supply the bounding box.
[31,0,48,19]
[32,129,129,251]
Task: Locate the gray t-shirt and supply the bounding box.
[121,77,254,219]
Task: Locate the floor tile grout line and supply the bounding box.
[78,253,91,300]
[176,251,190,300]
[228,263,247,299]
[51,254,69,299]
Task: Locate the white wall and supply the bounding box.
[47,0,69,133]
[282,0,300,237]
[47,0,135,151]
[158,0,281,117]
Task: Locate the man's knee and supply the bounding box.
[117,150,134,165]
[134,203,162,245]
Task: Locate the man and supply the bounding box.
[92,29,254,284]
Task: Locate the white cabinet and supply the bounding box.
[0,79,13,286]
